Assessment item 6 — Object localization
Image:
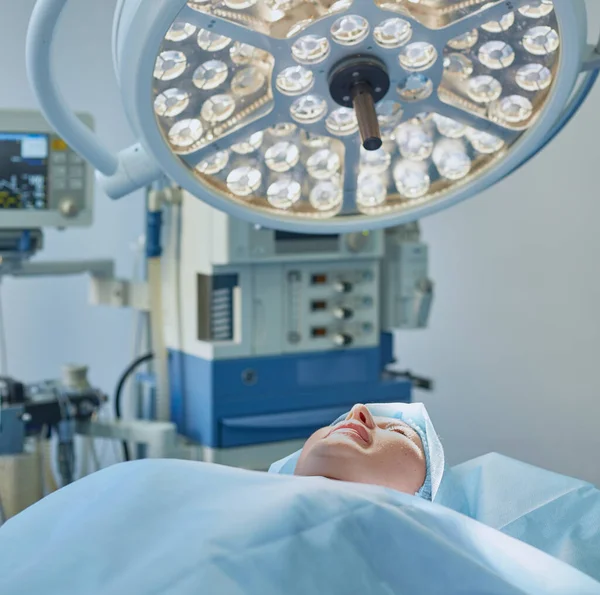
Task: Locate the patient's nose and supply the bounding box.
[348,404,375,429]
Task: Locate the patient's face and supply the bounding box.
[294,404,427,495]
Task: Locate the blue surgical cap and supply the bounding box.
[269,402,445,501]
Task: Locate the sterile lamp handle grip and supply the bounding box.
[26,0,164,198]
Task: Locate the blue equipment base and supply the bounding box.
[169,333,412,448]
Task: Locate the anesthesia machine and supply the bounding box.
[162,192,431,466]
[0,0,598,514]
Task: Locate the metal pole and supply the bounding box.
[351,83,382,151]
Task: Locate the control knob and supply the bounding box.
[333,307,353,320]
[333,334,353,347]
[59,198,79,218]
[334,281,353,294]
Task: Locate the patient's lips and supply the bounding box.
[327,421,371,445]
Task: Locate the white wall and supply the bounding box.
[397,3,600,486]
[0,0,144,397]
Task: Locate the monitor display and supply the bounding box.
[0,132,49,210]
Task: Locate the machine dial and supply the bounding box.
[333,307,353,320]
[334,281,353,294]
[333,334,353,347]
[59,198,79,218]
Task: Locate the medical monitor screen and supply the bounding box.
[0,133,49,210]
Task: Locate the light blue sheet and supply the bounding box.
[269,400,600,582]
[447,452,600,582]
[0,459,598,595]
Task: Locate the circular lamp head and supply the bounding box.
[114,0,587,233]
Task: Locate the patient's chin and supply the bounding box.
[295,441,361,479]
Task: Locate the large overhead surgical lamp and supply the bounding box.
[26,0,600,233]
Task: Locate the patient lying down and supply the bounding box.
[296,404,427,496]
[0,401,598,593]
[270,402,444,501]
[271,402,600,584]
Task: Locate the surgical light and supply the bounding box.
[26,0,599,234]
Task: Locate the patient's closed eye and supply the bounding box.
[386,425,408,436]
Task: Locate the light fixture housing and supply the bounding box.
[27,0,597,233]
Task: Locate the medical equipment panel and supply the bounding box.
[193,259,380,356]
[0,111,94,228]
[165,192,421,360]
[280,260,380,353]
[165,191,431,450]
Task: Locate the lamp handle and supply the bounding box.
[26,0,163,197]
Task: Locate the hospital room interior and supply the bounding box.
[0,0,599,593]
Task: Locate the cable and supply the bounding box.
[53,389,76,486]
[88,436,101,472]
[40,427,59,494]
[0,492,6,527]
[80,433,90,477]
[114,352,154,461]
[56,436,75,486]
[97,407,123,468]
[0,281,8,376]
